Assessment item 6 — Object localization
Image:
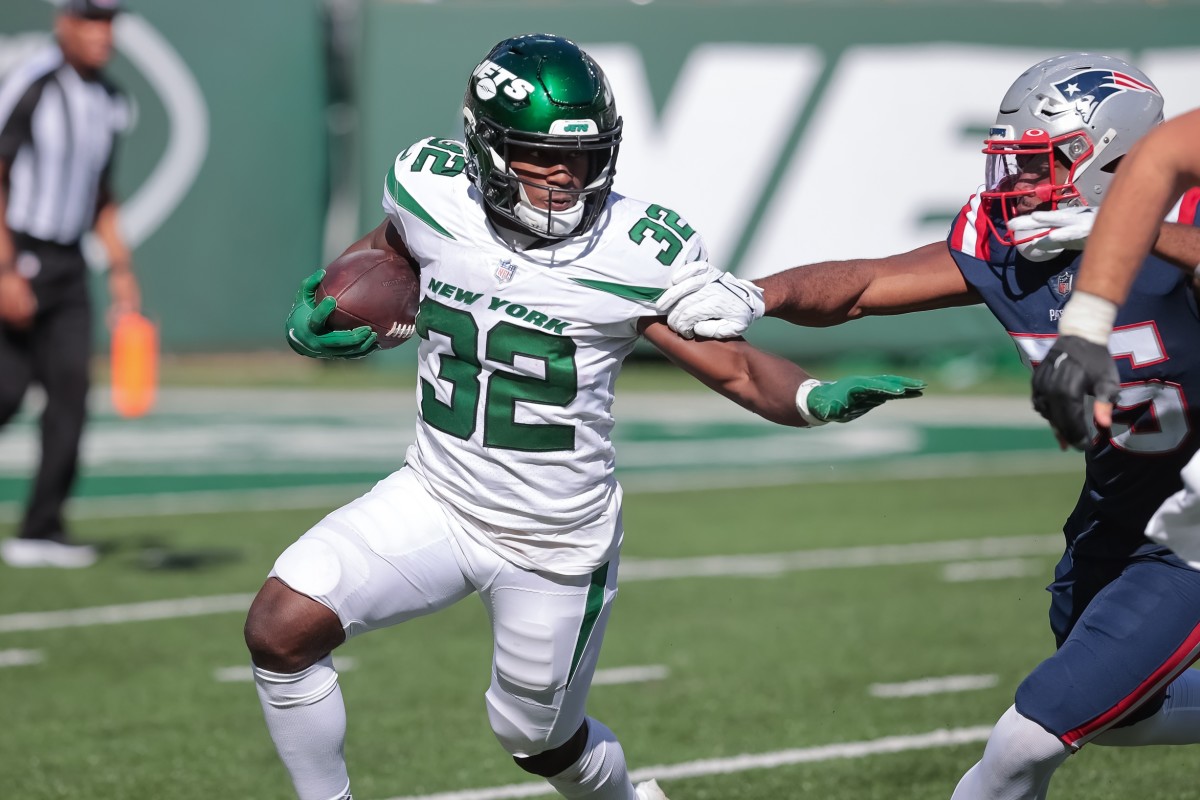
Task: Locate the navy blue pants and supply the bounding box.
[1016,552,1200,748]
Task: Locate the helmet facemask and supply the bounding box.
[981,127,1093,245]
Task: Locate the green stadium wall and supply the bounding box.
[4,0,1199,362]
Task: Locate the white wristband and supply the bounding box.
[1057,290,1118,346]
[795,378,829,427]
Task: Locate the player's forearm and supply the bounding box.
[94,202,132,274]
[706,348,810,427]
[757,261,877,327]
[0,165,14,275]
[758,243,969,324]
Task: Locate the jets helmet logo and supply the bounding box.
[1054,69,1159,124]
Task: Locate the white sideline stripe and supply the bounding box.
[592,665,669,686]
[214,657,357,683]
[942,559,1043,583]
[618,535,1059,581]
[0,594,254,634]
[0,648,43,667]
[381,726,994,800]
[0,537,1060,634]
[870,674,999,698]
[0,486,365,523]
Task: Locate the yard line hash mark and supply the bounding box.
[380,726,994,800]
[0,648,43,668]
[941,559,1042,582]
[869,674,999,698]
[592,665,669,685]
[0,536,1060,634]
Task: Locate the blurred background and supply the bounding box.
[6,0,1199,365]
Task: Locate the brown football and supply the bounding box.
[314,249,420,349]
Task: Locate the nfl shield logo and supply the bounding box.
[1053,269,1074,299]
[495,258,517,284]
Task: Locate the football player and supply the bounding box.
[654,54,1200,799]
[244,34,925,800]
[1031,105,1200,594]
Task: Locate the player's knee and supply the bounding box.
[244,578,345,673]
[512,720,589,777]
[986,705,1071,773]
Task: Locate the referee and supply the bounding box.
[0,0,139,568]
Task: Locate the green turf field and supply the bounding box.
[0,376,1195,799]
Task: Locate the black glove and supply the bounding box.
[1030,334,1120,450]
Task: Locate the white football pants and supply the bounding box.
[1146,449,1200,570]
[269,466,622,757]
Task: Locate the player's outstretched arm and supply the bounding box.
[655,244,978,339]
[640,319,925,426]
[285,270,379,359]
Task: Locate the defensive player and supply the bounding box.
[243,34,925,800]
[655,54,1200,799]
[1031,106,1200,574]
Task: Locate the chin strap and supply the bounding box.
[514,183,585,237]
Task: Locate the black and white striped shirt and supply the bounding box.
[0,45,130,246]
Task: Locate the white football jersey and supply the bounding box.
[381,137,707,574]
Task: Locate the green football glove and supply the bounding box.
[285,270,379,359]
[798,375,926,425]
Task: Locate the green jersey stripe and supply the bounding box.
[571,278,664,302]
[568,561,609,684]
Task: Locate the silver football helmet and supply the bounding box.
[981,53,1164,245]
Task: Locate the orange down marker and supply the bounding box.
[110,312,158,418]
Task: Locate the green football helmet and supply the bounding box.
[463,33,623,238]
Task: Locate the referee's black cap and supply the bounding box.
[59,0,123,19]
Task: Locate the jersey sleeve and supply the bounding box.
[946,192,992,262]
[380,137,469,245]
[945,191,1001,291]
[1169,187,1200,227]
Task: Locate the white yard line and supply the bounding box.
[942,559,1043,583]
[0,594,255,634]
[592,665,669,686]
[379,726,994,800]
[618,535,1059,582]
[0,648,43,667]
[0,536,1060,635]
[869,675,999,698]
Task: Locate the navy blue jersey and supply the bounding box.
[949,191,1200,560]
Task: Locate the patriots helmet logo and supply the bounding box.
[1054,69,1160,124]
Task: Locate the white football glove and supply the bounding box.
[1007,206,1097,262]
[654,260,765,339]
